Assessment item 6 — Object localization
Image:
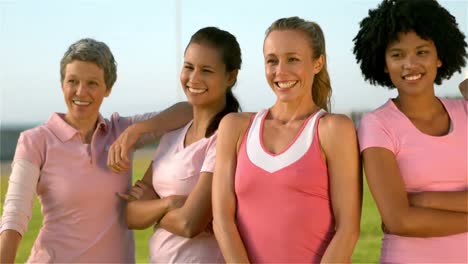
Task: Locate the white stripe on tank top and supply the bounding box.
[246,109,326,173]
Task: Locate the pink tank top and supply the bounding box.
[235,109,335,263]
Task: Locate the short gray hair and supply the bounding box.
[60,38,117,91]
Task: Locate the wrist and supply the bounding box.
[164,196,175,212]
[129,123,146,137]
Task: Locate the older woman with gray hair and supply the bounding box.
[0,38,191,263]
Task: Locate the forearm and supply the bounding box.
[158,208,208,238]
[134,102,192,139]
[409,191,468,213]
[386,206,468,237]
[0,230,21,263]
[321,228,359,263]
[158,174,214,238]
[125,198,172,230]
[213,219,250,263]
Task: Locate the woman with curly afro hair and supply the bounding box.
[354,0,467,263]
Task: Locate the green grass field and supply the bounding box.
[0,156,382,263]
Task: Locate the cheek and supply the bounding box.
[179,74,188,87]
[264,68,274,82]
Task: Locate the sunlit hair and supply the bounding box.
[265,16,331,111]
[353,0,467,88]
[186,27,242,137]
[60,38,117,91]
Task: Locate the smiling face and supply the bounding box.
[385,31,442,97]
[263,29,323,103]
[62,60,110,127]
[180,43,235,108]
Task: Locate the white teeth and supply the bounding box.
[277,81,297,89]
[188,88,206,94]
[404,74,422,81]
[73,100,91,106]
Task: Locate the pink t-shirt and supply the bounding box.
[149,121,222,263]
[358,99,468,263]
[0,112,156,263]
[235,109,335,263]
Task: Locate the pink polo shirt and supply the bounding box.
[0,112,155,263]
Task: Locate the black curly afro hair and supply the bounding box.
[353,0,467,88]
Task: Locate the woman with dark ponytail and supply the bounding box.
[115,26,241,263]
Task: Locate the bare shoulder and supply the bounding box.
[218,112,256,150]
[319,113,356,137]
[219,112,255,133]
[318,113,359,162]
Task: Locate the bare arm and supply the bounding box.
[319,115,362,263]
[459,78,468,100]
[157,171,215,238]
[125,162,186,230]
[0,230,21,263]
[363,147,468,237]
[212,113,251,263]
[409,191,468,213]
[108,102,192,172]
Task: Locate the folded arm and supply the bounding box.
[125,162,186,230]
[363,147,468,237]
[157,171,215,238]
[409,191,468,213]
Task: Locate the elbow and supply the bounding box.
[335,224,360,245]
[178,220,203,238]
[125,218,142,230]
[383,215,414,236]
[125,203,145,230]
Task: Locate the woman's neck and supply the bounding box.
[64,114,98,144]
[189,101,225,140]
[394,92,443,119]
[270,97,319,124]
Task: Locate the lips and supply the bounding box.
[72,100,91,106]
[402,73,422,81]
[276,80,298,89]
[188,87,207,94]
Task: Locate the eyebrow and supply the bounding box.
[183,61,215,70]
[388,44,430,52]
[265,52,299,57]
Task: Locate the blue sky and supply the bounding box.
[0,0,467,125]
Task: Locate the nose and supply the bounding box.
[75,82,87,96]
[188,69,202,85]
[275,60,288,76]
[402,54,418,70]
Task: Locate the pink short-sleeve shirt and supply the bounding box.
[149,121,223,263]
[358,99,468,263]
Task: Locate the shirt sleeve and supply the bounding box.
[0,160,40,236]
[357,112,397,154]
[200,133,218,173]
[14,131,45,168]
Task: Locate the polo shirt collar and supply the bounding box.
[46,113,108,142]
